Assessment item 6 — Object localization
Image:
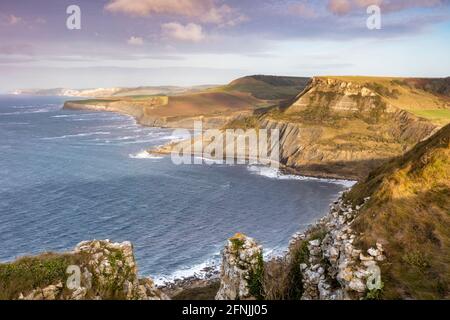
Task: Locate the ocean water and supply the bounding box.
[0,95,351,283]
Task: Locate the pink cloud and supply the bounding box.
[1,14,23,26]
[127,36,144,46]
[289,2,318,18]
[328,0,447,15]
[380,0,445,12]
[161,22,205,42]
[105,0,246,26]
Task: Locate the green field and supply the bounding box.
[408,109,450,125]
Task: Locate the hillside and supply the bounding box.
[64,75,310,129]
[150,76,448,179]
[253,76,449,178]
[65,75,450,180]
[0,240,168,300]
[345,123,450,299]
[219,75,310,100]
[12,85,214,98]
[65,91,266,129]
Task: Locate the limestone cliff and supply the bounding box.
[0,240,169,300]
[259,124,450,300]
[149,76,446,180]
[216,233,264,300]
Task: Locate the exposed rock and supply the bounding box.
[286,193,385,300]
[216,233,264,300]
[14,240,169,301]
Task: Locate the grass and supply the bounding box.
[67,98,119,105]
[0,252,87,300]
[224,116,260,130]
[407,109,450,125]
[346,124,450,299]
[219,75,309,100]
[248,252,265,300]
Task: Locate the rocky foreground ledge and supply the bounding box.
[0,193,384,301]
[214,193,385,300]
[0,240,168,300]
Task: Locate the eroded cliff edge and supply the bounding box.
[0,240,169,300]
[145,76,446,179]
[219,124,449,300]
[2,120,448,300]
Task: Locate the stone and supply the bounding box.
[367,248,379,257]
[216,233,263,300]
[376,255,386,262]
[359,253,373,261]
[42,285,59,300]
[13,239,169,301]
[349,278,366,293]
[71,287,87,300]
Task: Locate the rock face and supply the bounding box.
[288,194,385,300]
[15,240,169,300]
[216,233,264,300]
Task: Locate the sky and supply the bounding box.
[0,0,449,91]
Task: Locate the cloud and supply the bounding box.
[328,0,352,15]
[127,36,144,46]
[105,0,246,26]
[162,22,205,42]
[289,2,319,18]
[380,0,447,12]
[35,18,47,24]
[1,14,23,26]
[0,44,34,55]
[327,0,447,15]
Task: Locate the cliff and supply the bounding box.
[3,120,449,303]
[146,76,447,180]
[345,123,450,299]
[216,233,264,300]
[260,124,450,300]
[0,240,169,300]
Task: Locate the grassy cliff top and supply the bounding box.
[299,76,450,126]
[219,75,310,100]
[346,124,450,299]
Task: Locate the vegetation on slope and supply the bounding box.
[346,124,450,299]
[318,76,450,125]
[0,253,86,299]
[220,75,310,100]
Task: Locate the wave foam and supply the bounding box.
[1,107,58,116]
[41,131,111,140]
[247,166,356,187]
[152,245,287,286]
[129,150,163,160]
[153,254,221,286]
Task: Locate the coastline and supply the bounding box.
[62,100,359,298]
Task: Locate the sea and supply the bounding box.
[0,95,353,283]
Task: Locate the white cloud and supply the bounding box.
[127,36,144,46]
[162,22,205,42]
[35,17,47,24]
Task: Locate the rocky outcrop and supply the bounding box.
[13,240,169,300]
[216,233,264,300]
[291,195,385,300]
[286,77,380,114]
